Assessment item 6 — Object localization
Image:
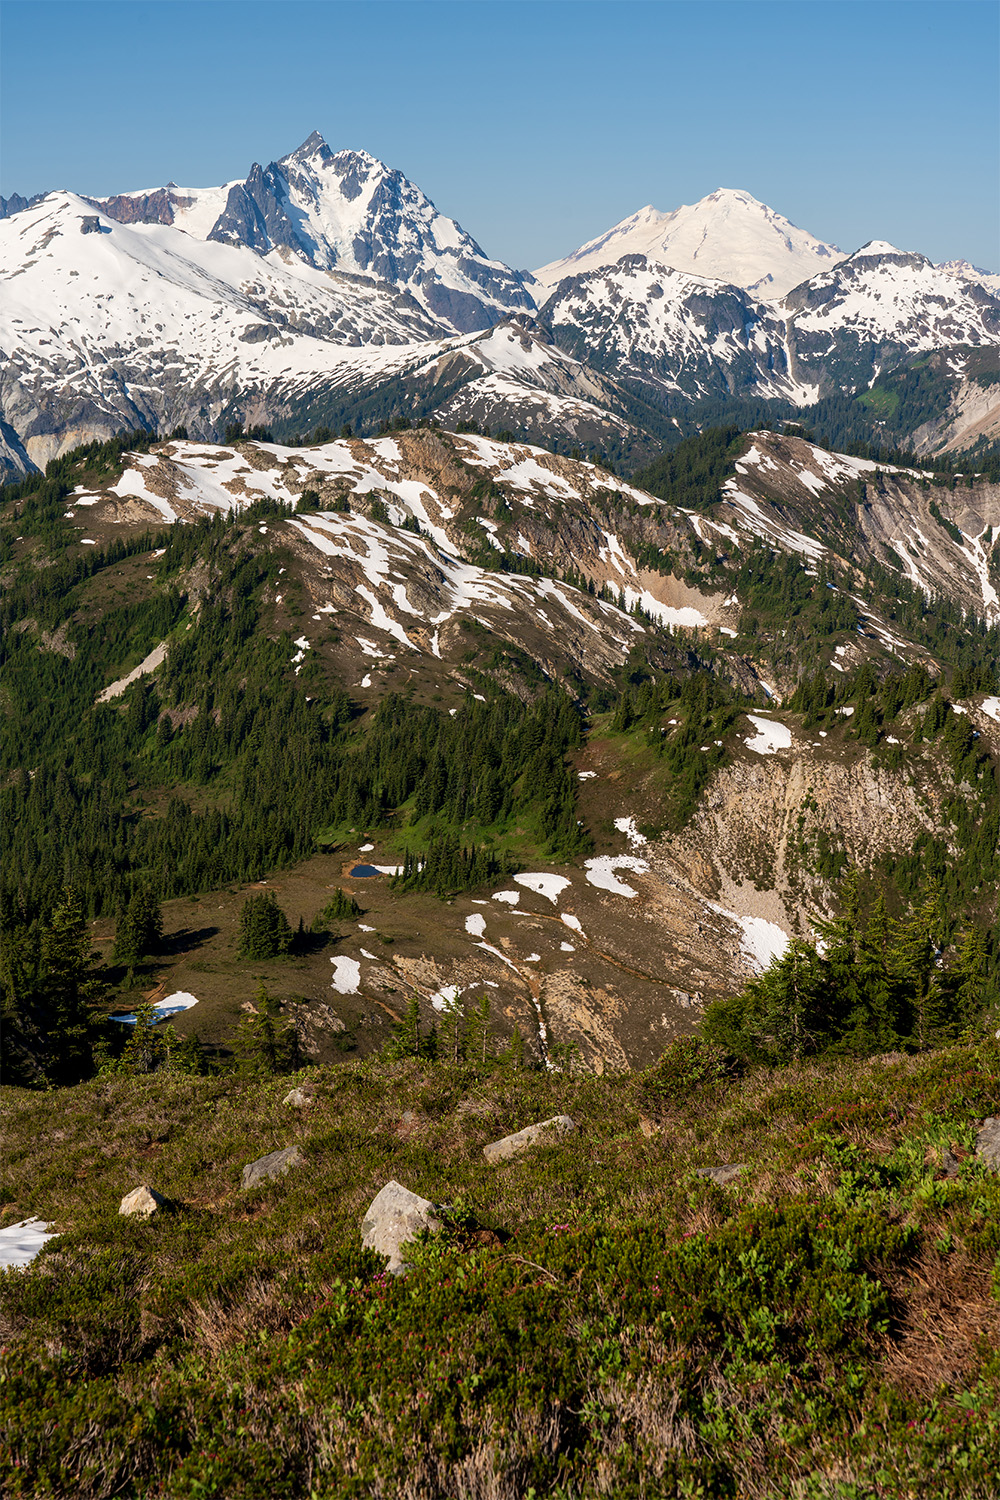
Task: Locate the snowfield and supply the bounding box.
[584,855,650,898]
[0,1219,58,1270]
[330,957,361,994]
[514,873,571,904]
[744,716,793,755]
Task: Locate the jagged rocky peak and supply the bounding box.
[1,191,47,219]
[533,186,846,299]
[205,131,536,333]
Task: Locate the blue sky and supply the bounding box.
[2,0,998,270]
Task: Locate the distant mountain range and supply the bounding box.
[1,132,998,475]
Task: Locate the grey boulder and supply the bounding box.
[975,1118,1000,1171]
[483,1115,576,1165]
[282,1088,311,1108]
[361,1180,441,1276]
[695,1164,747,1186]
[241,1145,305,1190]
[119,1184,167,1218]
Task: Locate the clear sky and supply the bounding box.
[2,0,998,272]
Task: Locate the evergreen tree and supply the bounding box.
[39,888,99,1083]
[119,1003,166,1075]
[704,940,827,1064]
[945,925,995,1035]
[235,983,296,1075]
[113,887,163,964]
[436,992,465,1065]
[237,892,294,960]
[466,992,493,1068]
[311,888,362,932]
[854,893,902,1051]
[385,994,423,1060]
[0,915,45,1086]
[890,890,948,1049]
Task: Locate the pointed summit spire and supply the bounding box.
[289,130,329,159]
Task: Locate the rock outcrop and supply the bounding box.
[241,1145,305,1189]
[119,1184,167,1218]
[483,1115,577,1164]
[361,1180,442,1275]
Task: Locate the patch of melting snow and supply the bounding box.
[358,843,374,852]
[330,956,361,994]
[111,991,198,1026]
[430,984,463,1013]
[473,939,521,973]
[360,948,378,960]
[0,1219,58,1270]
[584,856,649,898]
[614,816,647,845]
[709,903,789,974]
[720,626,737,638]
[465,914,487,938]
[951,704,968,716]
[838,706,855,717]
[514,873,570,904]
[981,697,1000,723]
[744,716,792,755]
[358,924,375,932]
[492,890,520,905]
[578,771,597,780]
[560,942,575,952]
[525,954,541,963]
[561,913,584,935]
[887,736,901,745]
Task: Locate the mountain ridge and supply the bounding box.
[1,136,998,475]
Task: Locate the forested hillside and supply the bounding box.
[0,422,997,1094]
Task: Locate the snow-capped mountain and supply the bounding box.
[538,244,1000,409]
[89,133,535,335]
[1,137,998,475]
[937,259,1000,299]
[532,188,845,299]
[0,190,443,467]
[537,256,803,403]
[0,189,636,471]
[782,242,1000,393]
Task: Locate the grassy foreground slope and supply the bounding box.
[2,1041,1000,1498]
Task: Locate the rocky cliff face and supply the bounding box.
[204,134,537,335]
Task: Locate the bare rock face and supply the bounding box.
[361,1180,441,1276]
[975,1118,1000,1171]
[119,1184,167,1218]
[483,1115,577,1165]
[695,1164,746,1186]
[241,1145,305,1190]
